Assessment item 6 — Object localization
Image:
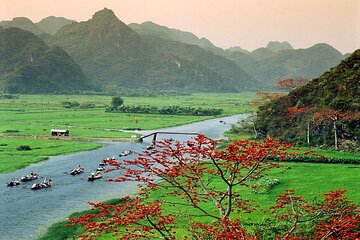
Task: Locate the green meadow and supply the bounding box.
[0,93,255,173]
[0,137,101,173]
[1,93,255,139]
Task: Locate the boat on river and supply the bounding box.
[31,177,52,190]
[7,179,21,187]
[20,172,38,182]
[70,166,85,175]
[119,150,133,157]
[96,166,106,171]
[88,171,102,181]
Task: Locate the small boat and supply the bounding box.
[99,157,113,166]
[146,144,155,150]
[88,171,102,181]
[96,166,105,172]
[98,161,107,166]
[20,172,38,182]
[70,166,85,175]
[7,179,21,187]
[31,177,52,190]
[119,150,133,157]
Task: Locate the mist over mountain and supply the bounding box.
[51,8,258,92]
[0,28,92,93]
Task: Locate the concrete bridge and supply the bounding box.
[139,131,200,143]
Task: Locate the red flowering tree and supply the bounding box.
[255,190,360,239]
[277,78,310,91]
[67,135,359,239]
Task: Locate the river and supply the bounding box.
[0,114,248,240]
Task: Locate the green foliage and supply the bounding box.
[79,102,95,109]
[16,145,31,151]
[61,101,80,108]
[252,178,280,194]
[110,96,123,108]
[107,104,223,116]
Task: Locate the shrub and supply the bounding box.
[16,145,32,151]
[3,129,20,133]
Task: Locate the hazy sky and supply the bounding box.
[1,0,359,53]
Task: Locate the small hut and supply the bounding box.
[51,129,69,137]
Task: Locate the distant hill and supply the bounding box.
[37,16,75,35]
[0,17,52,42]
[245,43,345,86]
[225,46,250,54]
[249,47,275,60]
[255,49,360,147]
[0,28,92,93]
[266,41,293,52]
[51,8,258,92]
[1,17,45,35]
[129,21,219,50]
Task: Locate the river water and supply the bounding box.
[0,114,247,240]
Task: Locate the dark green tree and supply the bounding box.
[111,96,124,108]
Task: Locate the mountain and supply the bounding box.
[0,17,53,43]
[129,21,219,50]
[2,17,44,35]
[226,46,250,54]
[255,49,360,146]
[0,28,92,93]
[266,41,293,52]
[37,16,75,35]
[51,8,258,92]
[249,47,275,60]
[245,43,344,86]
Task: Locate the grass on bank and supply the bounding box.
[0,137,101,173]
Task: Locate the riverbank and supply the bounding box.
[0,137,102,174]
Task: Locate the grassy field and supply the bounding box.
[38,161,360,239]
[0,137,101,173]
[0,93,256,139]
[225,132,360,160]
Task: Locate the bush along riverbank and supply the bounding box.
[106,104,223,116]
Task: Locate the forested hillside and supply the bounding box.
[255,49,360,149]
[0,28,92,93]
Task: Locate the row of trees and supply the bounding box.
[67,136,359,239]
[107,104,223,116]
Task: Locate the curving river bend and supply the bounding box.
[0,114,248,240]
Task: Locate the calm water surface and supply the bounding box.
[0,114,247,240]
